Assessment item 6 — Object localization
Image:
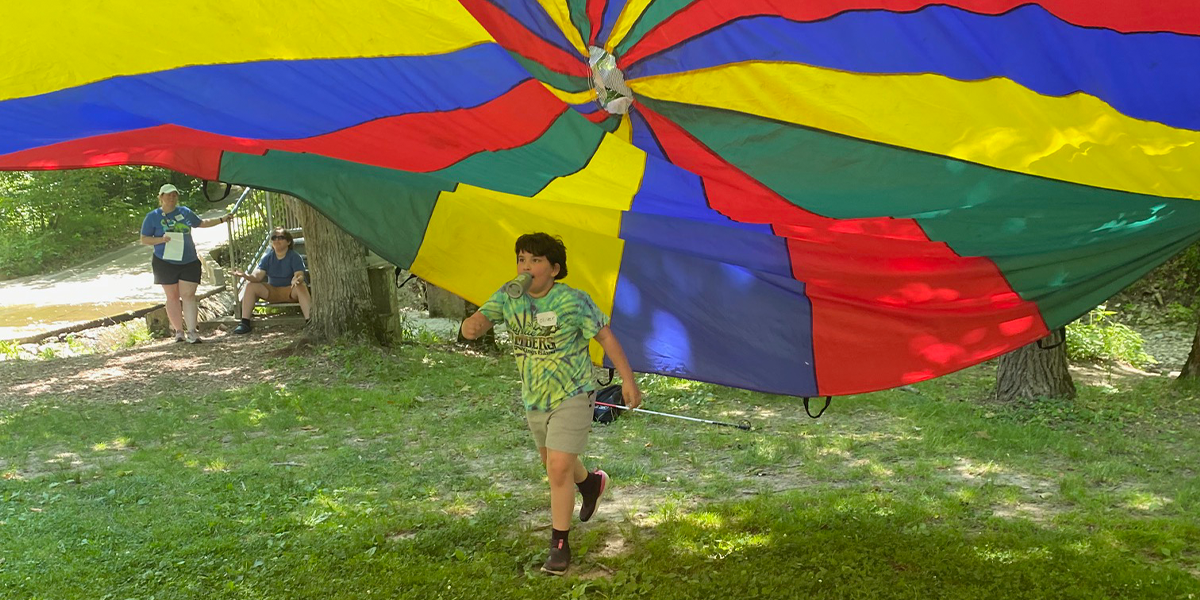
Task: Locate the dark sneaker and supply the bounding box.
[233,320,253,335]
[579,470,608,522]
[541,538,570,576]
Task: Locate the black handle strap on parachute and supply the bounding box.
[202,180,233,203]
[596,367,615,386]
[394,269,418,289]
[803,396,832,419]
[1037,326,1067,350]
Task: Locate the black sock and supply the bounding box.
[551,528,569,545]
[240,318,252,325]
[576,471,600,496]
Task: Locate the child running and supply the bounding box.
[459,232,643,575]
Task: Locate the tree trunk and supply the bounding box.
[292,196,383,343]
[995,335,1076,402]
[425,282,467,319]
[1177,317,1200,381]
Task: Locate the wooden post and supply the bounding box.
[367,266,399,341]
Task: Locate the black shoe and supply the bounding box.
[233,320,253,335]
[578,470,608,523]
[541,538,570,576]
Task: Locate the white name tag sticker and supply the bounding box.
[536,311,558,327]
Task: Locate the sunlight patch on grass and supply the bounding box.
[245,408,268,426]
[696,532,770,560]
[1066,539,1094,555]
[48,451,82,469]
[444,496,480,518]
[91,436,132,452]
[847,458,895,478]
[953,457,1005,480]
[303,511,334,528]
[951,486,979,505]
[203,459,228,473]
[1123,491,1172,511]
[973,544,1052,565]
[816,446,851,459]
[681,511,727,530]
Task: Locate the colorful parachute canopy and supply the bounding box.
[3,1,1200,397]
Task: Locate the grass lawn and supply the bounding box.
[1,335,1198,599]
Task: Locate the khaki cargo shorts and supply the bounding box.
[526,391,594,455]
[262,284,294,303]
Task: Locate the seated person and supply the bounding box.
[231,227,311,334]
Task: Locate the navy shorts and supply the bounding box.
[152,256,202,285]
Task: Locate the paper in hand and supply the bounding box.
[162,234,185,262]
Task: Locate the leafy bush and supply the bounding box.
[1165,301,1195,324]
[1067,305,1155,368]
[109,322,152,350]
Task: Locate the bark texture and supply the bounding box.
[995,336,1076,402]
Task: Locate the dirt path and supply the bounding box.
[0,319,304,409]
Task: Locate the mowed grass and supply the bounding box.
[1,340,1198,599]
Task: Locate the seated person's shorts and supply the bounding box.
[526,391,595,455]
[262,284,295,303]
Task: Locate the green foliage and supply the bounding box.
[109,322,152,350]
[0,167,197,280]
[1067,306,1156,367]
[0,340,18,359]
[64,334,91,356]
[1165,301,1195,324]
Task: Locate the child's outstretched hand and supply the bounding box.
[622,380,642,410]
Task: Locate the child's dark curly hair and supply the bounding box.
[515,233,567,280]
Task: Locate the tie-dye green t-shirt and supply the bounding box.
[479,282,608,412]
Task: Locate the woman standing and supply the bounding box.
[139,183,230,343]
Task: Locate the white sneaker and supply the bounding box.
[185,330,202,344]
[174,330,185,343]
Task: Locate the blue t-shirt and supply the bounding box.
[257,249,306,287]
[141,207,202,264]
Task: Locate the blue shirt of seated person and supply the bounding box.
[257,249,306,287]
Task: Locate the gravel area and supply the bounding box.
[1138,324,1195,374]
